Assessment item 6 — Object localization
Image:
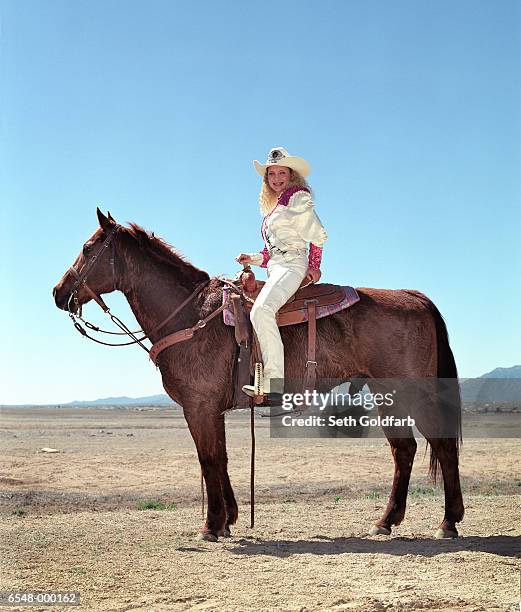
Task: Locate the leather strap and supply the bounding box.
[81,282,110,313]
[304,299,318,392]
[231,294,249,346]
[230,295,253,410]
[149,300,228,365]
[149,328,195,363]
[150,280,208,337]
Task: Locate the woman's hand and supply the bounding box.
[304,268,321,285]
[235,253,253,265]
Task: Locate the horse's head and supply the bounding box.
[53,209,121,313]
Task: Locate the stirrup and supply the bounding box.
[242,384,257,398]
[242,385,283,403]
[258,406,303,419]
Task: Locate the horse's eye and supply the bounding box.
[83,243,93,255]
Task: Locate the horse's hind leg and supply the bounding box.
[369,428,417,536]
[427,437,464,538]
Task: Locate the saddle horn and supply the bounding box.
[240,265,257,294]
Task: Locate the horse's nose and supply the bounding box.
[53,285,65,309]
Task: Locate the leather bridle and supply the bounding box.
[66,222,155,352]
[67,223,120,314]
[65,223,231,358]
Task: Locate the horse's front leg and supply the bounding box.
[183,402,230,541]
[220,468,239,537]
[201,408,239,537]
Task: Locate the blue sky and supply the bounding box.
[1,0,520,404]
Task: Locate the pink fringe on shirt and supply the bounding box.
[260,246,270,268]
[308,244,323,270]
[277,185,310,207]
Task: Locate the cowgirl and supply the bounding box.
[236,147,328,400]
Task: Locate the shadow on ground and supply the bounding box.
[227,534,521,559]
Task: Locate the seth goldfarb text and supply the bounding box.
[281,415,416,428]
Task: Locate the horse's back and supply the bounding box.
[344,287,439,378]
[354,287,436,313]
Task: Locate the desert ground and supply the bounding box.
[0,406,519,611]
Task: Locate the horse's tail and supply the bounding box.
[404,291,462,483]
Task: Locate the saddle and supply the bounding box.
[246,281,346,325]
[227,267,360,409]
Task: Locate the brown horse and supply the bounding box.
[53,209,464,541]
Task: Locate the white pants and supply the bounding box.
[250,254,308,393]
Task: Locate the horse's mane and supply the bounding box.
[123,223,210,287]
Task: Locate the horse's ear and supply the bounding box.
[96,207,113,232]
[107,211,116,223]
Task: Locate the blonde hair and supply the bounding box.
[259,168,311,216]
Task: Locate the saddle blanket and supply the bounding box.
[223,285,360,327]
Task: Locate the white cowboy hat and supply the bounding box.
[253,147,311,177]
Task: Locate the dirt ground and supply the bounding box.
[0,406,519,611]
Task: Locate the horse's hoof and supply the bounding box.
[369,525,391,536]
[434,528,458,539]
[217,527,231,538]
[197,532,218,542]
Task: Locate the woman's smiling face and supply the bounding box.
[267,166,291,194]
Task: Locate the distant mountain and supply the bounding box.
[460,365,521,403]
[479,365,521,379]
[67,365,521,406]
[66,394,175,406]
